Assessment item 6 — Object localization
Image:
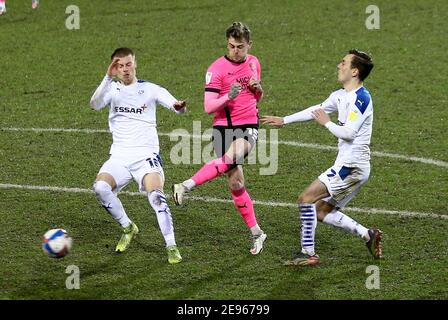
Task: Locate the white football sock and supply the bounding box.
[322,209,369,239]
[250,224,263,236]
[93,181,131,228]
[148,189,176,247]
[299,203,317,256]
[182,179,196,191]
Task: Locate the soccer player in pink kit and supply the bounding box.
[172,22,267,255]
[0,0,39,15]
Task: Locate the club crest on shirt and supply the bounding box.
[249,62,256,72]
[249,62,258,79]
[138,90,144,95]
[205,72,212,85]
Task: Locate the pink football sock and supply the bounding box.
[191,155,233,186]
[231,187,257,228]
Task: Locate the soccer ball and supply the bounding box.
[42,228,73,258]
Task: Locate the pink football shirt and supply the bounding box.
[205,54,261,126]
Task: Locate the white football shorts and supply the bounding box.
[98,152,165,192]
[318,163,370,209]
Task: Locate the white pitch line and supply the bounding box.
[2,127,447,168]
[1,183,446,220]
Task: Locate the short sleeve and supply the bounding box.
[204,64,223,93]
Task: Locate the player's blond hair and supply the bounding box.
[226,22,251,42]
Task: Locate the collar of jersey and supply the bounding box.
[224,55,247,64]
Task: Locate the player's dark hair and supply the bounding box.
[111,47,135,60]
[226,22,251,42]
[349,49,374,81]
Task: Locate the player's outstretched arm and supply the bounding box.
[261,116,284,127]
[311,108,331,126]
[156,86,187,114]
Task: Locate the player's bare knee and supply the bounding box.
[229,181,244,190]
[228,177,244,190]
[298,192,313,204]
[142,173,163,193]
[316,209,328,222]
[315,200,333,221]
[227,169,244,190]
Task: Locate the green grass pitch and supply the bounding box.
[0,0,447,300]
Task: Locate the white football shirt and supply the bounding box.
[284,86,373,166]
[90,75,183,159]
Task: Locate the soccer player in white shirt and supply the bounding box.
[90,47,186,264]
[0,0,39,15]
[262,49,382,266]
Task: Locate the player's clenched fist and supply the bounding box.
[228,83,242,100]
[248,77,263,94]
[173,100,187,111]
